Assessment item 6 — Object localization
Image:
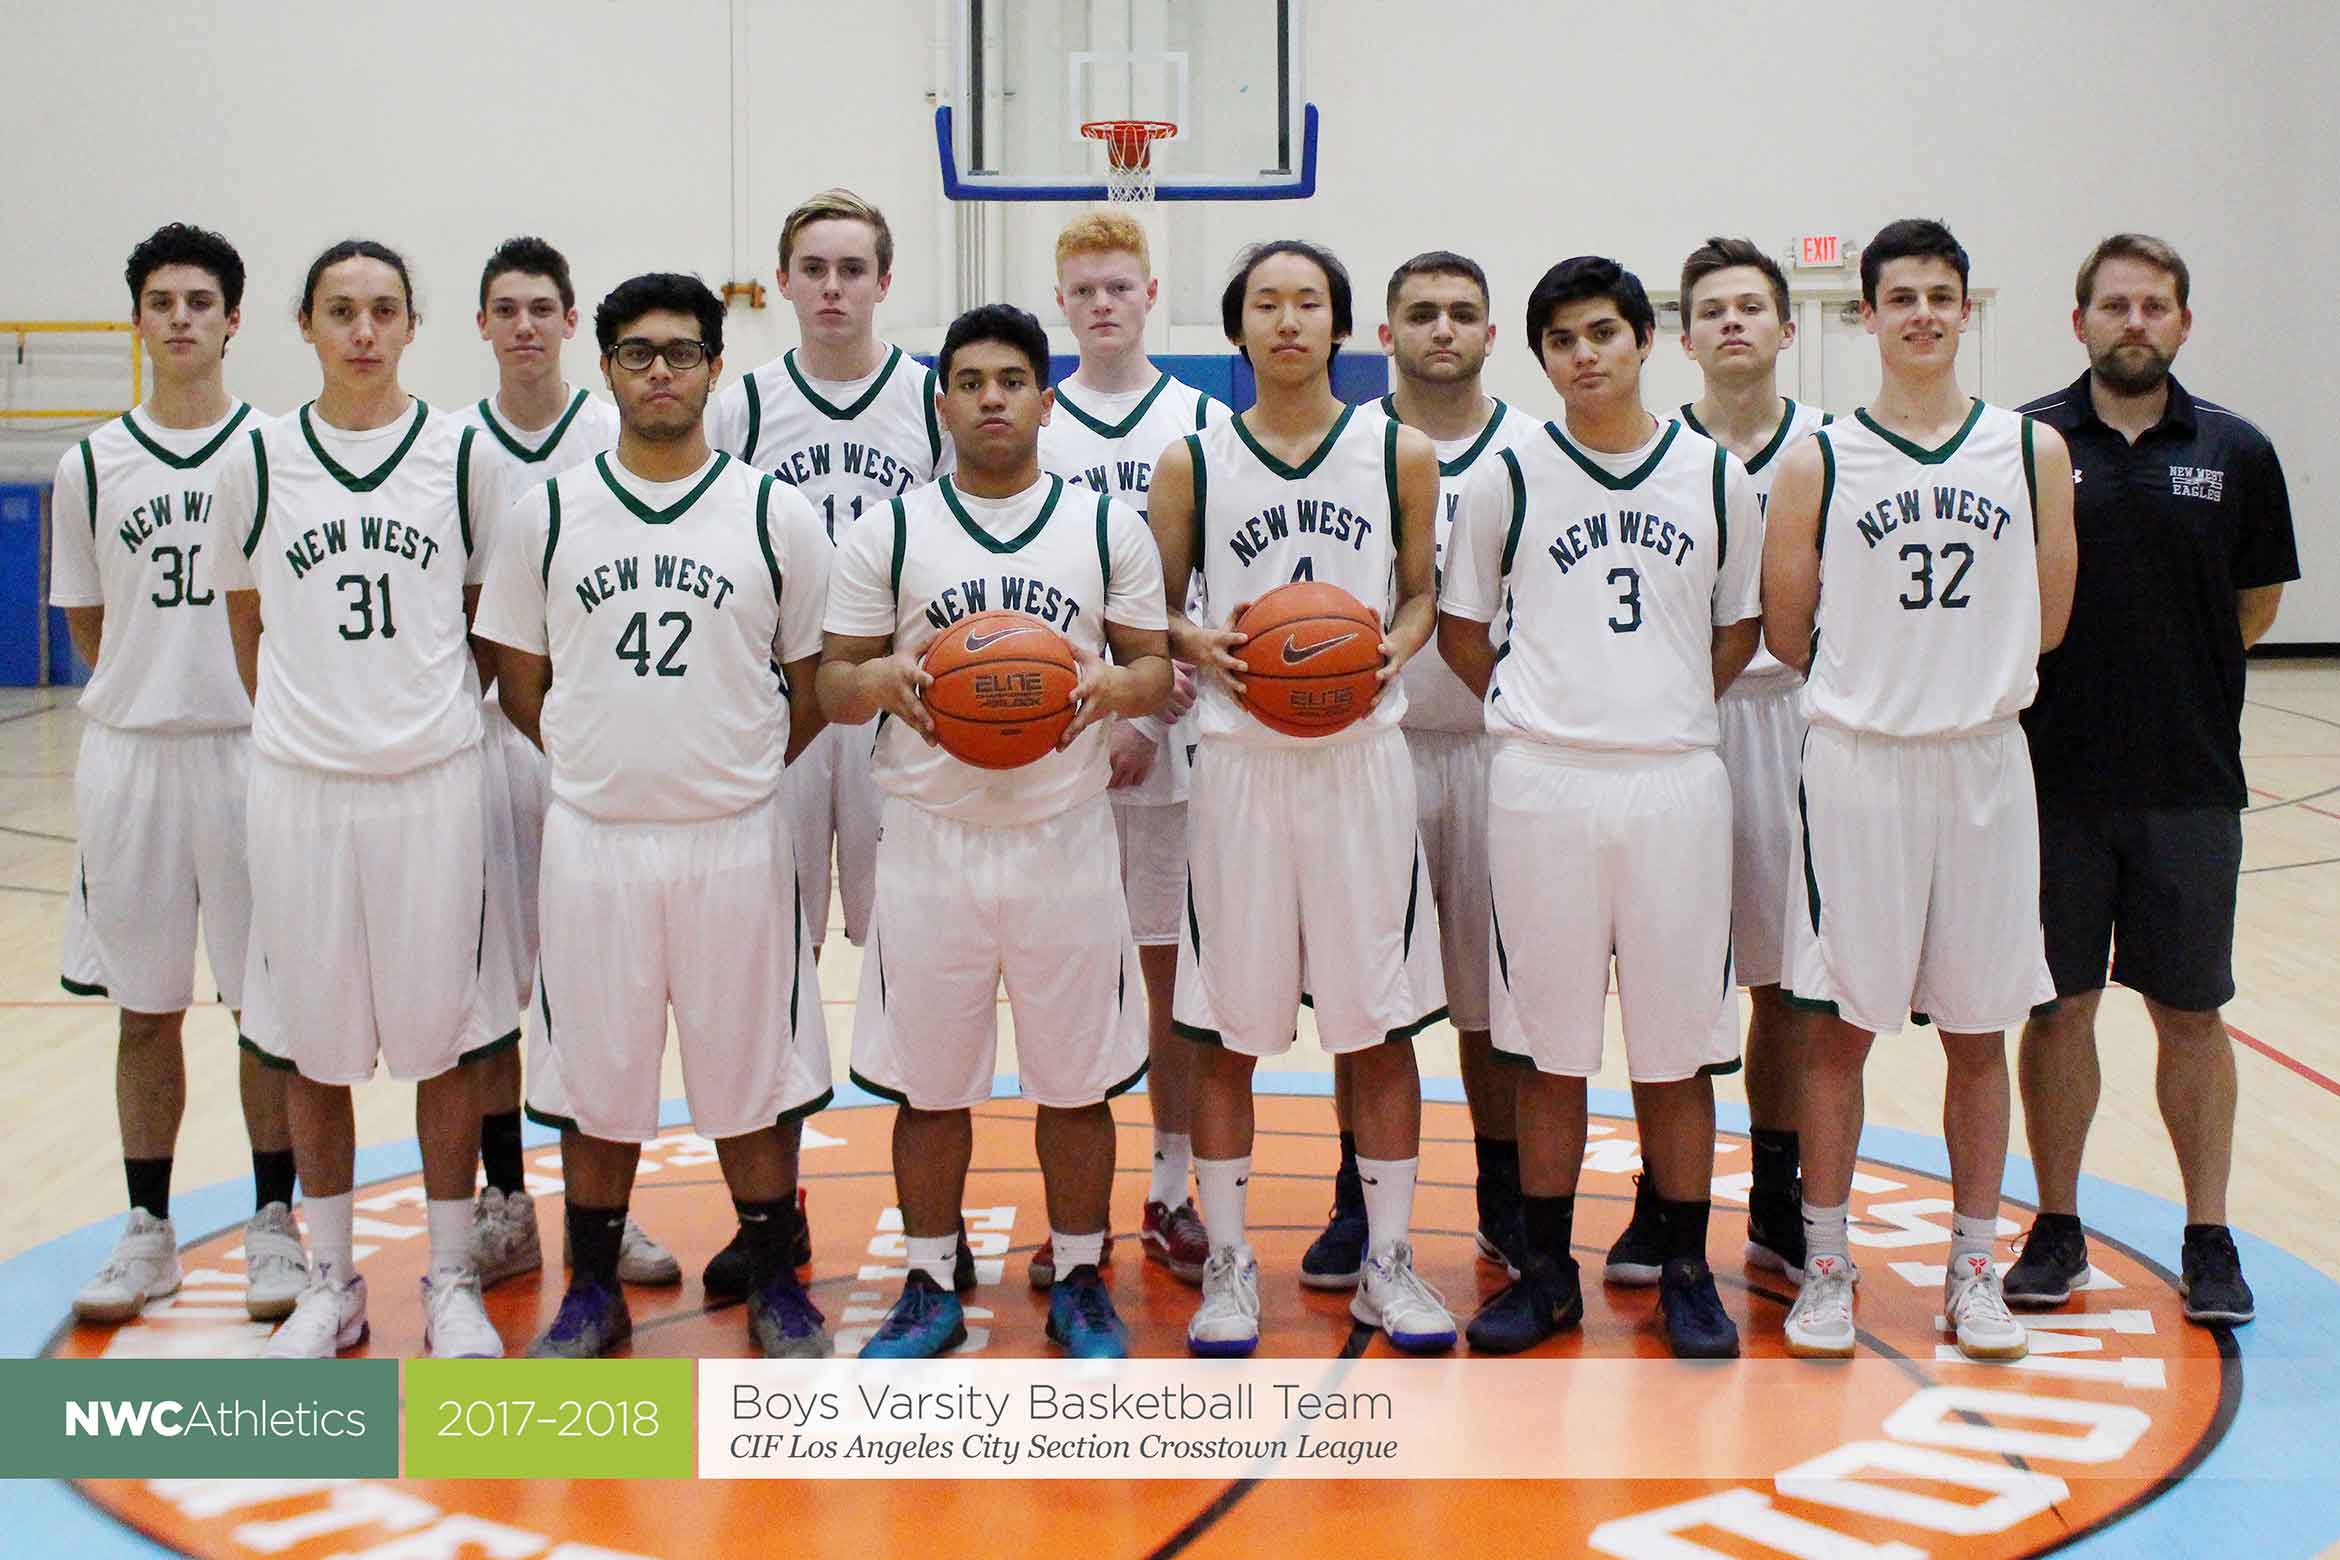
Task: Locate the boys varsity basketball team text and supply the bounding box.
[54,193,2296,1367]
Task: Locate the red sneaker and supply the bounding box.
[1029,1231,1114,1290]
[1142,1200,1209,1285]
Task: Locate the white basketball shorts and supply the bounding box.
[525,792,830,1143]
[1172,728,1446,1057]
[1407,727,1494,1032]
[851,794,1148,1112]
[482,695,548,1008]
[1486,742,1740,1082]
[239,745,491,1084]
[1783,721,2056,1036]
[1718,677,1806,989]
[1112,798,1187,946]
[786,722,880,948]
[61,724,253,1015]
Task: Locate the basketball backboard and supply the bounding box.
[938,0,1316,201]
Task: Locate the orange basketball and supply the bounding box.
[1232,580,1385,738]
[920,610,1081,769]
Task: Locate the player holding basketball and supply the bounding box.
[457,237,682,1295]
[52,223,307,1327]
[1151,240,1454,1357]
[1035,208,1224,1290]
[1764,219,2076,1362]
[1603,238,1832,1287]
[1440,256,1760,1359]
[213,240,508,1358]
[704,188,948,1299]
[820,303,1169,1359]
[478,273,835,1360]
[1302,250,1534,1288]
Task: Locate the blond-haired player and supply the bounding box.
[1034,208,1224,1290]
[1765,219,2076,1362]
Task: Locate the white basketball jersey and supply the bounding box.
[824,473,1167,827]
[1189,405,1409,748]
[209,400,498,775]
[475,452,829,823]
[1804,402,2042,739]
[1679,397,1832,688]
[1444,418,1763,755]
[49,405,260,732]
[709,344,947,540]
[1383,395,1534,734]
[460,387,619,485]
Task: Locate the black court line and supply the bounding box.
[2242,855,2340,875]
[2244,780,2340,814]
[2246,695,2340,734]
[0,822,74,843]
[0,702,60,728]
[0,882,65,896]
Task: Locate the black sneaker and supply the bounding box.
[1658,1256,1741,1359]
[1464,1255,1584,1354]
[1301,1162,1368,1291]
[2180,1226,2255,1326]
[2003,1217,2089,1309]
[1604,1175,1664,1286]
[703,1188,816,1302]
[1745,1185,1806,1278]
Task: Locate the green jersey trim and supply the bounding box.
[77,440,97,536]
[940,474,1064,556]
[120,402,253,472]
[1093,489,1113,597]
[1853,397,1986,466]
[739,375,764,465]
[475,388,590,464]
[540,482,563,585]
[2020,415,2040,536]
[1185,433,1208,566]
[455,426,476,556]
[1384,395,1511,478]
[887,497,908,596]
[1544,417,1680,492]
[1231,403,1355,481]
[299,398,429,493]
[756,475,784,601]
[1677,396,1804,476]
[1710,444,1729,572]
[1383,415,1403,547]
[921,365,943,467]
[593,450,730,526]
[240,430,270,557]
[783,345,904,422]
[1497,447,1528,575]
[1053,373,1175,439]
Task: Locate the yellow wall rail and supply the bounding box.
[0,321,141,419]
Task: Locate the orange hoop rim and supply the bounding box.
[1081,118,1179,170]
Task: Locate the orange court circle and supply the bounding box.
[59,1095,2230,1560]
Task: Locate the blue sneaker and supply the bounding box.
[527,1277,631,1359]
[1046,1265,1130,1358]
[1658,1256,1741,1359]
[859,1270,967,1358]
[1465,1254,1583,1354]
[1301,1162,1368,1291]
[748,1265,833,1359]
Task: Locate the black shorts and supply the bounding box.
[2038,806,2241,1011]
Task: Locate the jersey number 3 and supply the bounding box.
[617,610,692,677]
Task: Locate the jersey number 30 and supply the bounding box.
[617,610,692,677]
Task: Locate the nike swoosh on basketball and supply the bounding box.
[1280,631,1360,665]
[964,625,1040,652]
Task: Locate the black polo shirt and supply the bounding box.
[2019,371,2299,810]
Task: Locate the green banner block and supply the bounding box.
[405,1358,692,1478]
[0,1359,398,1478]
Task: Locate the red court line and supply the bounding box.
[2229,1021,2340,1099]
[2249,785,2340,824]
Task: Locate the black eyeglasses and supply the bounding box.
[609,338,710,372]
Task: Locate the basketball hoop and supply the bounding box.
[1082,119,1177,204]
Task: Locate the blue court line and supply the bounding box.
[4,1076,2333,1559]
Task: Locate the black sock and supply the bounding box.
[1749,1127,1800,1200]
[1474,1135,1520,1184]
[566,1202,626,1287]
[252,1149,297,1211]
[480,1110,526,1197]
[2183,1222,2228,1244]
[1337,1131,1358,1177]
[2034,1211,2085,1237]
[1523,1193,1575,1268]
[735,1197,796,1286]
[1656,1198,1713,1263]
[125,1157,172,1221]
[1332,1131,1362,1215]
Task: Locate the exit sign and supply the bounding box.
[1794,235,1848,269]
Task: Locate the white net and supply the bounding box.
[1087,122,1172,205]
[1104,158,1156,204]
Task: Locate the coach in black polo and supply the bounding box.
[2006,233,2298,1327]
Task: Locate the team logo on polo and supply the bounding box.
[2169,464,2224,501]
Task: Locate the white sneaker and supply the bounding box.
[471,1187,542,1288]
[422,1269,504,1358]
[1187,1246,1261,1357]
[1352,1241,1457,1353]
[1784,1254,1858,1358]
[619,1218,682,1286]
[73,1209,181,1323]
[1944,1252,2029,1361]
[265,1264,368,1358]
[244,1202,308,1322]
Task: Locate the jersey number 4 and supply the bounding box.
[1898,542,1974,611]
[616,610,692,677]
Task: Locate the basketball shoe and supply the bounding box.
[1352,1243,1457,1353]
[748,1265,833,1359]
[1142,1199,1209,1284]
[1300,1161,1368,1290]
[1783,1254,1857,1358]
[1187,1246,1262,1357]
[243,1202,308,1322]
[859,1271,966,1358]
[528,1277,632,1358]
[2179,1226,2255,1326]
[1658,1256,1741,1359]
[265,1262,368,1358]
[1029,1230,1113,1290]
[703,1187,814,1301]
[2003,1214,2088,1307]
[1046,1266,1131,1358]
[1604,1174,1665,1286]
[422,1270,504,1359]
[73,1208,180,1323]
[1943,1252,2028,1360]
[471,1186,541,1287]
[1465,1253,1584,1354]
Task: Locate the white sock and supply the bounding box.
[1149,1131,1193,1207]
[307,1192,355,1281]
[1194,1156,1252,1255]
[1950,1212,1998,1267]
[426,1197,473,1279]
[1802,1200,1850,1265]
[1355,1156,1418,1259]
[1051,1229,1106,1272]
[906,1234,957,1290]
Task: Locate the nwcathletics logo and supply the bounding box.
[964,625,1040,653]
[1280,631,1359,665]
